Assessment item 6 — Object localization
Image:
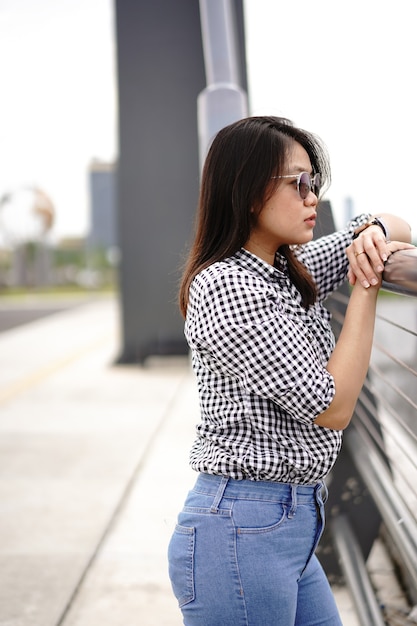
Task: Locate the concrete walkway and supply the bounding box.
[0,295,365,625]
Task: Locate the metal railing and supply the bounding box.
[326,249,417,625]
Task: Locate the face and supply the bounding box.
[245,142,319,264]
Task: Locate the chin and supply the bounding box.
[293,231,314,246]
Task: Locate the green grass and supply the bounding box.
[0,284,117,301]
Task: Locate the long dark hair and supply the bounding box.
[179,116,331,317]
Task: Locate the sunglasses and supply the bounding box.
[272,172,321,200]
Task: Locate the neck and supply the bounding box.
[243,240,276,266]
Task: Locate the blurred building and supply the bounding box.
[87,160,117,251]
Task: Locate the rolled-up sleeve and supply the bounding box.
[299,213,371,300]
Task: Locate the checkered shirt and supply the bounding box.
[185,214,370,484]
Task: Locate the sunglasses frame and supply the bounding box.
[271,172,321,200]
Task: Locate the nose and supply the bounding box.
[304,190,318,207]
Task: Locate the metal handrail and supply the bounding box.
[325,247,417,624]
[382,248,417,297]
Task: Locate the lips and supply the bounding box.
[305,213,317,225]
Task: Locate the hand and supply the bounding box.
[346,226,415,288]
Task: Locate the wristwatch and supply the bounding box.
[352,217,389,240]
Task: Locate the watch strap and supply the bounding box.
[352,217,389,240]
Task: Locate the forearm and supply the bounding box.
[314,283,378,430]
[317,213,412,431]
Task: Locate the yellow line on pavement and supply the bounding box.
[0,333,114,405]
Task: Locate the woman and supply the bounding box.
[168,116,413,625]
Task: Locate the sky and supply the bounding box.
[0,0,416,242]
[0,0,116,242]
[244,0,417,237]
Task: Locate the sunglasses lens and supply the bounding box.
[298,172,321,198]
[298,172,311,199]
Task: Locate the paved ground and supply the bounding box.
[0,294,405,625]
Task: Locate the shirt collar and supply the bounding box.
[232,248,288,283]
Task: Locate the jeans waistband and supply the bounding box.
[193,472,326,505]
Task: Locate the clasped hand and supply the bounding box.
[346,226,415,289]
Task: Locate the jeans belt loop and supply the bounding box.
[288,484,298,518]
[210,476,229,513]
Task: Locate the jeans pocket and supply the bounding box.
[168,524,195,607]
[233,499,287,534]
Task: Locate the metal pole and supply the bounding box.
[346,425,417,603]
[331,515,386,626]
[197,0,248,168]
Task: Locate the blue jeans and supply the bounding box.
[168,473,342,625]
